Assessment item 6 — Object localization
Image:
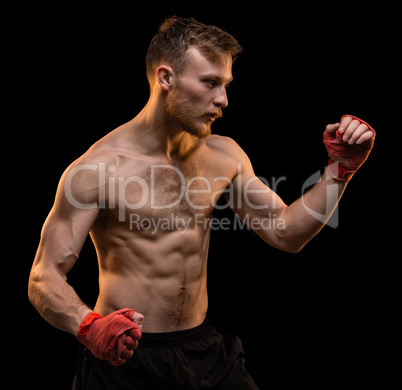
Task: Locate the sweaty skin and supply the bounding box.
[29,46,372,339]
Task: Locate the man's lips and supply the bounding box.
[204,111,221,122]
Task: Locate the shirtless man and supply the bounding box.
[28,16,375,389]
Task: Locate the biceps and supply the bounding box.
[230,174,287,218]
[227,176,291,249]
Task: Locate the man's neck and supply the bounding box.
[132,95,198,160]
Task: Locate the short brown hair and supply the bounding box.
[146,16,242,86]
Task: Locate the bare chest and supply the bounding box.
[100,154,235,232]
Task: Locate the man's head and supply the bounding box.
[146,16,242,138]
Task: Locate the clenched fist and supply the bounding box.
[324,115,375,182]
[77,308,144,366]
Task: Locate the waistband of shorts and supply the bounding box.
[137,317,210,349]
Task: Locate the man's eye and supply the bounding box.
[205,80,216,86]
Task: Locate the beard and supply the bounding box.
[165,89,220,139]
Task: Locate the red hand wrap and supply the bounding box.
[323,115,375,182]
[77,308,141,366]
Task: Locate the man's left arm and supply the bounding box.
[229,115,375,253]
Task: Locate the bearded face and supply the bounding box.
[165,87,222,139]
[164,47,232,139]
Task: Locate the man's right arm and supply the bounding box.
[28,159,100,335]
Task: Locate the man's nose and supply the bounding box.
[213,86,228,108]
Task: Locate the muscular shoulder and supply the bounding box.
[205,134,245,159]
[71,141,118,171]
[57,133,123,207]
[203,134,253,179]
[205,134,251,167]
[67,124,140,175]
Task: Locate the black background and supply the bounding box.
[2,3,398,389]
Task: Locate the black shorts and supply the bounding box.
[72,318,259,390]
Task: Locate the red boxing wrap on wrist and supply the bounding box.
[323,115,375,182]
[77,308,142,366]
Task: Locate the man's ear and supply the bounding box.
[156,65,175,91]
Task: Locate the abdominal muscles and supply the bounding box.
[92,227,211,332]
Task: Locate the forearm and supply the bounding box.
[236,115,374,253]
[28,267,91,335]
[280,171,347,252]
